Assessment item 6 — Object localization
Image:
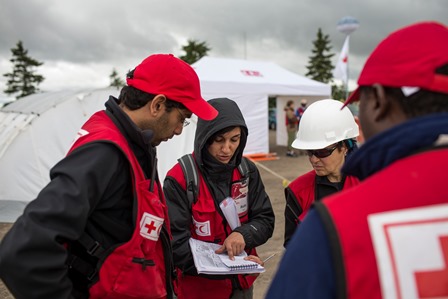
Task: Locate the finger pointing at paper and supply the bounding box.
[215,231,246,260]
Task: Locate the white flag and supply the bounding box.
[333,36,350,84]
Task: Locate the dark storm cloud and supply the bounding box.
[0,0,447,91]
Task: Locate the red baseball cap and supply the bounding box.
[344,21,448,106]
[127,54,218,120]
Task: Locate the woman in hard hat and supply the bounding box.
[283,99,360,247]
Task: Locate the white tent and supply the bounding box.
[192,57,331,152]
[0,88,196,222]
[0,58,331,223]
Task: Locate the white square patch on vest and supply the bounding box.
[140,212,164,241]
[368,203,448,299]
[193,218,211,236]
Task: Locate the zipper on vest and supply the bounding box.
[132,257,155,270]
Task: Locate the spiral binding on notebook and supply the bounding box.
[218,255,260,271]
[226,262,258,270]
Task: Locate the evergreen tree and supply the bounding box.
[180,39,211,64]
[305,28,334,83]
[331,83,346,102]
[109,68,125,89]
[3,40,44,99]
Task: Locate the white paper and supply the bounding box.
[189,238,264,275]
[219,197,241,230]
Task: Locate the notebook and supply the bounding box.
[189,238,265,275]
[217,254,264,271]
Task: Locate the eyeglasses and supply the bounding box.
[176,108,190,128]
[306,144,339,159]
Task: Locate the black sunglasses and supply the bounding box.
[306,144,339,159]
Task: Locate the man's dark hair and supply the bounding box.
[118,85,187,112]
[360,64,448,118]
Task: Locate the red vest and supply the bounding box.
[168,162,257,299]
[288,170,359,221]
[68,111,171,299]
[319,149,448,299]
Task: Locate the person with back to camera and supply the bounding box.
[0,53,218,299]
[284,100,298,157]
[294,98,309,155]
[267,21,448,298]
[295,98,308,121]
[283,99,360,247]
[163,97,275,299]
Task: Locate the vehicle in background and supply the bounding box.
[269,108,276,130]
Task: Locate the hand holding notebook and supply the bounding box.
[217,254,264,271]
[189,238,265,275]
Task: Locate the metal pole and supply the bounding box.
[345,34,350,100]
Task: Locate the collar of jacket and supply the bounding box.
[105,96,154,149]
[342,113,448,181]
[201,149,235,183]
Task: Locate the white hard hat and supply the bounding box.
[292,99,359,150]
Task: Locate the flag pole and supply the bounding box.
[345,35,350,100]
[336,16,359,101]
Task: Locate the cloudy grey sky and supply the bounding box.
[0,0,447,97]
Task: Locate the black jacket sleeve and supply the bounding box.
[0,143,128,299]
[284,187,303,248]
[163,177,197,275]
[233,160,275,249]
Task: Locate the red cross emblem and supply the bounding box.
[415,235,448,298]
[369,204,448,299]
[140,212,164,241]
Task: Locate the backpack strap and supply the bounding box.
[178,155,250,206]
[178,154,199,205]
[237,157,250,179]
[66,233,109,282]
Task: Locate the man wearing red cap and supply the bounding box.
[0,54,217,299]
[267,21,448,299]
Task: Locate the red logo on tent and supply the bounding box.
[241,70,263,77]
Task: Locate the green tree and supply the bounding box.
[180,39,211,64]
[109,68,125,89]
[331,83,346,102]
[3,40,44,99]
[305,28,334,83]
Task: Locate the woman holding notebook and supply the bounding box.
[163,98,275,299]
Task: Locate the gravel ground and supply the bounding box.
[0,129,311,299]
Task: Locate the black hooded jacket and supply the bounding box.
[163,98,275,276]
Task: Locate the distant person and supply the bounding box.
[163,98,275,299]
[0,53,218,299]
[284,100,298,157]
[267,21,448,298]
[294,98,309,155]
[295,98,307,121]
[283,99,359,247]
